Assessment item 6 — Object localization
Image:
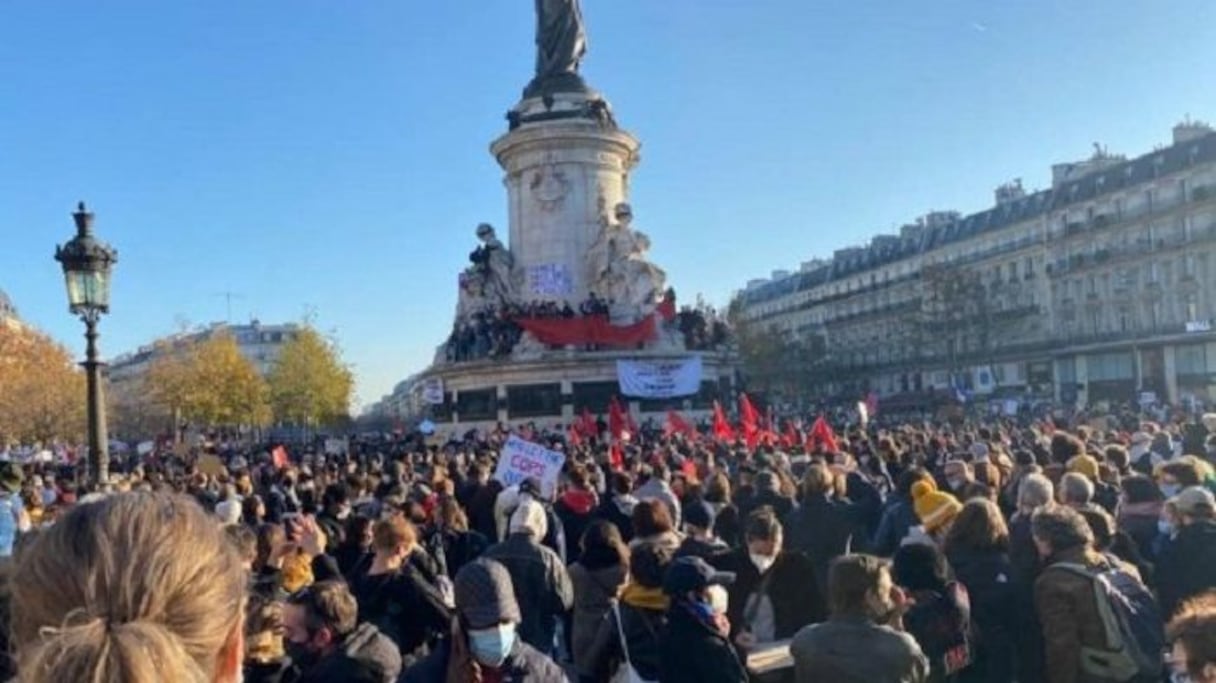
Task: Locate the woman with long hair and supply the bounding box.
[943,498,1016,683]
[9,492,246,682]
[570,520,629,682]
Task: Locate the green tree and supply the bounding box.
[267,326,354,427]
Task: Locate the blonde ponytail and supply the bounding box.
[10,492,245,683]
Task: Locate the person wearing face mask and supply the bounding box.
[283,580,403,683]
[660,556,748,683]
[1157,487,1216,619]
[711,507,826,664]
[402,558,568,682]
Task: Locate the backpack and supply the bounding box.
[1049,560,1164,682]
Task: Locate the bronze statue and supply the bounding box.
[526,0,589,97]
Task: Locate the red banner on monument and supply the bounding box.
[515,314,657,346]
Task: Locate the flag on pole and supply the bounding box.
[806,416,840,454]
[609,441,624,471]
[609,397,628,441]
[665,409,696,439]
[739,393,761,449]
[712,401,735,442]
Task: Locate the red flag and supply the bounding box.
[739,394,761,448]
[271,445,289,470]
[781,421,798,449]
[609,441,624,471]
[568,424,583,447]
[609,397,628,441]
[806,416,840,454]
[665,409,696,439]
[712,401,735,442]
[680,458,697,480]
[578,408,598,439]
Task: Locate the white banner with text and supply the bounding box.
[616,356,703,399]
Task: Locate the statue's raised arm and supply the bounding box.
[527,0,588,96]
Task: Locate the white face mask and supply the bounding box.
[750,552,776,573]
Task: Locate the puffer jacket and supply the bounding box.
[1034,547,1140,683]
[483,532,574,652]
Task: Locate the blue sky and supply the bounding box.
[2,1,1214,409]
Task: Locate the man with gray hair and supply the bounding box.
[1057,472,1096,511]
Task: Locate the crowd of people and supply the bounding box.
[1,406,1216,682]
[444,295,615,362]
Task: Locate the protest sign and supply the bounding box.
[492,435,566,499]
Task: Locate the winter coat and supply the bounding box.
[1034,547,1140,683]
[790,615,929,683]
[595,494,637,542]
[873,496,919,557]
[483,532,575,653]
[710,502,742,548]
[711,548,827,641]
[401,635,569,683]
[674,535,729,560]
[659,601,748,683]
[569,562,627,675]
[243,658,294,683]
[946,548,1016,683]
[784,495,868,595]
[295,622,402,683]
[583,596,667,681]
[1156,519,1216,618]
[348,563,451,661]
[1117,502,1163,562]
[426,527,489,579]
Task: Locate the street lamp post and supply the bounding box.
[55,202,118,486]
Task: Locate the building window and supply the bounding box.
[1088,352,1135,381]
[1177,344,1208,376]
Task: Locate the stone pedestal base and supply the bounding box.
[422,350,737,434]
[491,93,640,307]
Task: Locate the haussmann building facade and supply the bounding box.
[736,121,1216,412]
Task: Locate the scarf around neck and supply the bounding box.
[621,582,670,611]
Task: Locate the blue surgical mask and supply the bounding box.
[468,623,515,668]
[1158,519,1175,536]
[1160,483,1182,498]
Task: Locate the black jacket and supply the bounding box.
[659,601,748,683]
[946,548,1016,683]
[1156,520,1216,617]
[243,658,294,683]
[784,494,869,595]
[583,600,666,681]
[711,548,827,641]
[426,528,489,579]
[295,622,402,683]
[483,532,575,652]
[349,564,451,660]
[401,637,569,683]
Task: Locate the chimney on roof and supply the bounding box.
[1174,118,1213,145]
[995,179,1026,206]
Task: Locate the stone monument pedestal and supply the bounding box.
[491,92,640,307]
